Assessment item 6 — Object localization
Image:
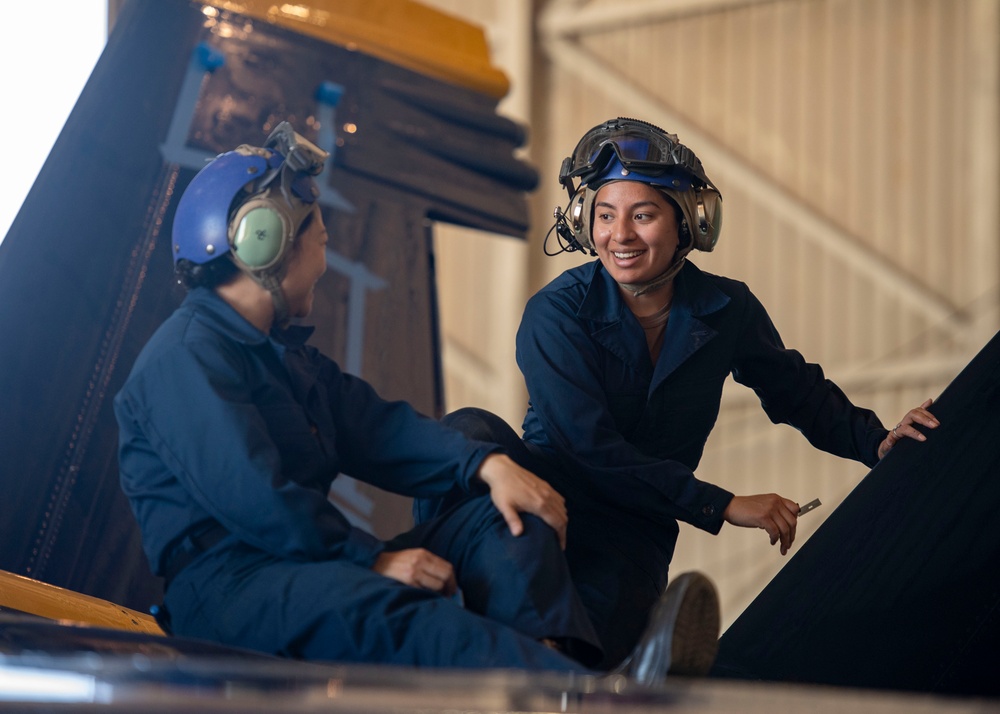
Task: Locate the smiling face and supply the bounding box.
[280,206,328,319]
[592,181,681,291]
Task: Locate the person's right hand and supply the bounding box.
[477,453,568,549]
[372,548,457,596]
[723,494,800,555]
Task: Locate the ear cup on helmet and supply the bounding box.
[564,188,597,255]
[691,188,722,252]
[568,190,595,254]
[228,196,294,271]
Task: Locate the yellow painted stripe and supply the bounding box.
[197,0,510,99]
[0,570,164,635]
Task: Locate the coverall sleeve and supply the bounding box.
[118,338,383,567]
[730,286,888,468]
[321,360,496,498]
[516,293,733,534]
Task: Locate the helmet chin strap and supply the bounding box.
[258,273,291,329]
[231,256,291,329]
[617,245,692,298]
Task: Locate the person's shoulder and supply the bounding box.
[684,261,745,291]
[681,263,775,328]
[127,295,245,381]
[682,262,755,302]
[518,263,597,338]
[151,300,228,356]
[527,261,597,310]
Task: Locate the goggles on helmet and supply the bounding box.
[264,120,328,176]
[559,117,713,197]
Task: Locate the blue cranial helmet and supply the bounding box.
[172,121,327,272]
[171,121,329,326]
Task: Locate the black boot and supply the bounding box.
[615,571,720,686]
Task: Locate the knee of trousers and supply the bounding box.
[441,407,510,442]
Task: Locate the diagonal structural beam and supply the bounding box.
[540,0,783,36]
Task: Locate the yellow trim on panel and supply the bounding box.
[0,569,164,635]
[196,0,510,99]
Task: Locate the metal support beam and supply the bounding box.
[540,0,781,35]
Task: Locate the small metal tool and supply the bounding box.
[797,498,822,516]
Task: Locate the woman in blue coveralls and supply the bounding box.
[113,123,612,672]
[416,117,940,670]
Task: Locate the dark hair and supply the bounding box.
[174,256,242,291]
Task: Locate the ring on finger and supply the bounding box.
[893,423,901,437]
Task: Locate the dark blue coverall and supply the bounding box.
[114,287,600,669]
[417,260,889,667]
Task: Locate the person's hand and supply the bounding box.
[477,453,568,549]
[877,398,939,460]
[723,494,800,555]
[372,549,457,596]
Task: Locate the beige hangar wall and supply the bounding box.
[421,0,999,628]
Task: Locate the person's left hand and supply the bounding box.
[476,453,568,549]
[877,398,939,459]
[372,548,457,596]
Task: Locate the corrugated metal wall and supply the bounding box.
[425,0,999,627]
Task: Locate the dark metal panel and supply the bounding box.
[0,0,202,612]
[714,331,1000,697]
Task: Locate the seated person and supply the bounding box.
[114,122,708,682]
[416,117,939,669]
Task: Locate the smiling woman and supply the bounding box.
[591,181,683,316]
[414,116,941,672]
[0,1,106,244]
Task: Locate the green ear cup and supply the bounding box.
[232,207,286,268]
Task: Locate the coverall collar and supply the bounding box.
[185,287,315,348]
[577,261,731,393]
[185,287,319,401]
